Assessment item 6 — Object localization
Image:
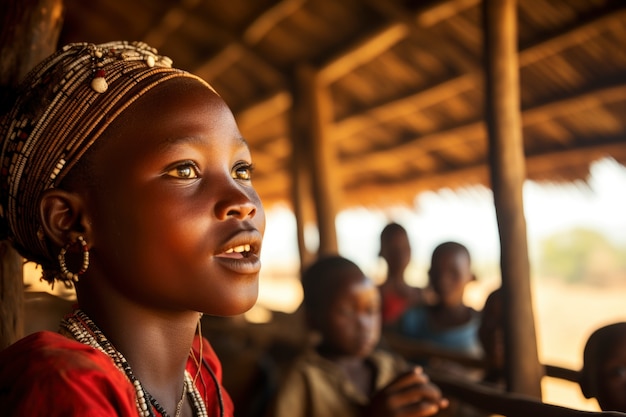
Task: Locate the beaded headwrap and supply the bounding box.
[0,41,216,284]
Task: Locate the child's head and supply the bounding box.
[379,222,411,277]
[580,322,626,411]
[428,241,475,306]
[302,255,381,358]
[0,41,265,316]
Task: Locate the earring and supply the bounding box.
[58,236,90,282]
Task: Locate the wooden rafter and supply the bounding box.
[141,0,201,49]
[192,0,307,82]
[332,4,626,141]
[342,139,626,206]
[365,0,480,30]
[339,81,626,175]
[318,0,479,85]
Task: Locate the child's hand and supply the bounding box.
[365,367,448,417]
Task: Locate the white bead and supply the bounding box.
[146,55,155,67]
[90,77,108,93]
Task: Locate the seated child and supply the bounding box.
[378,223,432,326]
[579,322,626,412]
[398,242,481,357]
[268,255,448,417]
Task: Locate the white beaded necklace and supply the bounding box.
[60,309,210,417]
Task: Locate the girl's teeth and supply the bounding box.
[224,244,251,254]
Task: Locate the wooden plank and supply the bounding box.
[317,23,409,85]
[483,0,542,397]
[243,0,307,45]
[430,371,626,417]
[235,91,292,130]
[0,0,64,349]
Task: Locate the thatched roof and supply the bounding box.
[59,0,626,209]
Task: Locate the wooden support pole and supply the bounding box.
[295,66,339,256]
[287,74,314,269]
[0,0,64,349]
[482,0,543,397]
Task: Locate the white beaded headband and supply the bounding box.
[0,41,216,282]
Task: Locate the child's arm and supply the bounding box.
[364,367,448,417]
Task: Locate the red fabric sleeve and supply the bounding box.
[0,331,138,417]
[188,335,235,417]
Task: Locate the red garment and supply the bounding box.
[0,331,234,417]
[380,290,410,325]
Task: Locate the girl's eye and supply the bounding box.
[233,163,254,181]
[165,163,199,179]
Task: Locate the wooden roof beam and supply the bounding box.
[318,0,478,85]
[343,140,626,206]
[141,0,202,49]
[193,0,307,81]
[317,23,409,85]
[339,81,626,175]
[243,0,307,45]
[235,91,292,130]
[333,4,626,140]
[365,0,480,29]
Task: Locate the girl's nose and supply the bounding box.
[224,201,257,220]
[215,187,259,220]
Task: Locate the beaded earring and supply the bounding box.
[58,236,90,282]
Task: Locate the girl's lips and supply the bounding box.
[214,228,263,274]
[214,253,261,275]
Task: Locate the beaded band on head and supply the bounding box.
[0,41,217,285]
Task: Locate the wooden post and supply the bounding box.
[295,66,339,256]
[482,0,543,397]
[0,0,64,349]
[287,74,315,269]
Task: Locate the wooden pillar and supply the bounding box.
[287,74,315,270]
[294,65,339,256]
[482,0,543,397]
[0,0,64,349]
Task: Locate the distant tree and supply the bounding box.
[537,228,626,285]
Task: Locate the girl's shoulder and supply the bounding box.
[0,331,137,416]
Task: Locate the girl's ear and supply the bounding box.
[39,189,92,247]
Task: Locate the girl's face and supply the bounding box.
[81,78,265,316]
[319,272,381,358]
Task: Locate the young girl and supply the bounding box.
[0,41,265,417]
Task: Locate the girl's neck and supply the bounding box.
[76,281,199,416]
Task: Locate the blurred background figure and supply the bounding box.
[378,223,432,328]
[397,242,482,361]
[579,322,626,412]
[268,255,447,417]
